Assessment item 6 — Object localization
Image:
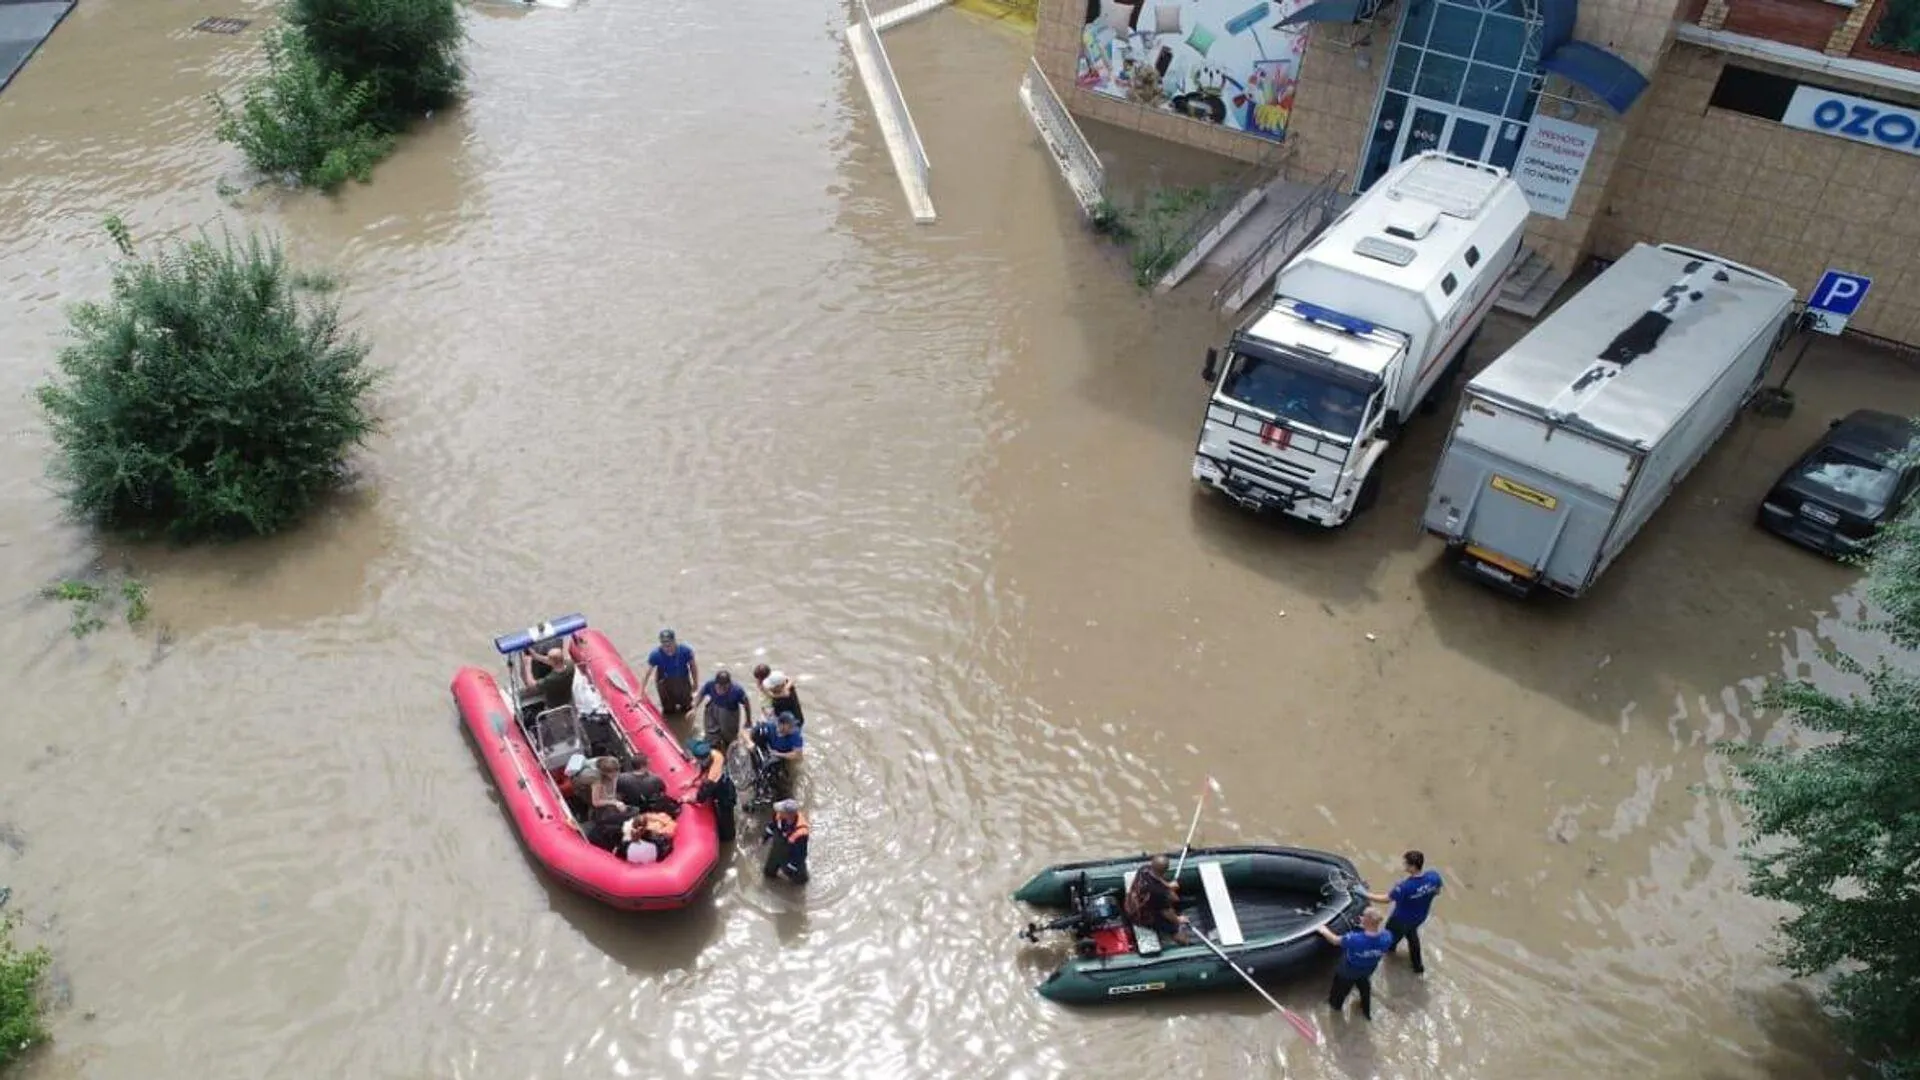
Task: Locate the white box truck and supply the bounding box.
[1191,151,1530,527]
[1421,242,1797,598]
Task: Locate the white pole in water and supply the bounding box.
[1173,776,1219,880]
[1196,933,1324,1046]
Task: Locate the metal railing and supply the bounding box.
[1019,58,1105,219]
[1214,169,1347,313]
[848,0,935,222]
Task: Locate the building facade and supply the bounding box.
[1035,0,1920,341]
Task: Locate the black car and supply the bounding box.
[1758,409,1920,558]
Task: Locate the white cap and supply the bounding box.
[765,670,791,691]
[565,753,589,777]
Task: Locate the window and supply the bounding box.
[1872,0,1920,53]
[1465,246,1481,268]
[1441,273,1459,296]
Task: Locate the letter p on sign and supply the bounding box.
[1808,269,1872,336]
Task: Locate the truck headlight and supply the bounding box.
[1192,456,1223,482]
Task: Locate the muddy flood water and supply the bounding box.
[2,1,1916,1077]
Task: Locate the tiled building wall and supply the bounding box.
[1032,0,1294,162]
[1596,44,1920,341]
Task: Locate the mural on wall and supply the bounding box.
[1076,0,1315,142]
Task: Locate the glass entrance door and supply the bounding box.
[1358,0,1545,191]
[1397,106,1447,163]
[1391,104,1502,166]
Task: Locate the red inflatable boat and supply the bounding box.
[451,614,720,911]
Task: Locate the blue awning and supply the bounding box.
[1273,0,1377,29]
[1542,40,1650,113]
[1539,0,1576,55]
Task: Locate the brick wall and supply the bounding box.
[1596,45,1920,342]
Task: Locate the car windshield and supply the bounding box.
[1794,446,1899,511]
[1218,351,1372,439]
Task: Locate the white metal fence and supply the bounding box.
[847,0,936,223]
[1019,58,1104,220]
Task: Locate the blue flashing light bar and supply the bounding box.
[493,613,588,655]
[1289,301,1377,337]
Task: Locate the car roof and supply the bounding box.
[1828,410,1917,462]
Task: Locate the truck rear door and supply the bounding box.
[1425,397,1634,595]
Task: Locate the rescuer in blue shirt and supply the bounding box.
[1367,849,1443,975]
[1317,908,1393,1020]
[642,628,699,715]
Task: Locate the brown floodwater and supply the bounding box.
[1,1,1911,1077]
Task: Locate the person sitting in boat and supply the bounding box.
[642,629,699,715]
[585,756,633,814]
[754,667,806,727]
[1124,856,1194,945]
[558,753,594,817]
[750,711,805,799]
[520,644,577,715]
[585,803,635,852]
[691,668,751,751]
[615,760,674,814]
[763,799,810,885]
[622,809,678,863]
[685,740,738,845]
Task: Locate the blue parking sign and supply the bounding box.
[1807,270,1872,336]
[1810,270,1872,316]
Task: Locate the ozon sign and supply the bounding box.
[1782,85,1920,156]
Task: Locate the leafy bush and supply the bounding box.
[0,914,52,1070]
[212,27,395,192]
[1723,483,1920,1080]
[287,0,466,133]
[36,219,381,541]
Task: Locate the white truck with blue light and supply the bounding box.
[1191,151,1531,528]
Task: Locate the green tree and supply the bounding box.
[0,913,52,1070]
[36,219,381,541]
[287,0,466,133]
[212,27,395,192]
[1725,496,1920,1079]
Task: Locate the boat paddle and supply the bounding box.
[1172,775,1221,881]
[1194,932,1324,1047]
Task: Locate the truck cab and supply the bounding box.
[1193,300,1408,524]
[1190,151,1531,528]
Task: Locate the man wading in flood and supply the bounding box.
[643,629,698,716]
[1367,849,1443,975]
[1317,908,1393,1020]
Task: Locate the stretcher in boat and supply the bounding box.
[451,614,720,911]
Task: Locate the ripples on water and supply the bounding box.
[0,0,1899,1077]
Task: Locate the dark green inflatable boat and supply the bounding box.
[1012,845,1370,1004]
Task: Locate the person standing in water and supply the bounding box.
[643,629,699,716]
[690,668,751,752]
[1317,908,1393,1020]
[1367,849,1442,975]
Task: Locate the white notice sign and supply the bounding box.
[1514,115,1600,220]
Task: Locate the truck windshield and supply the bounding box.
[1219,351,1372,438]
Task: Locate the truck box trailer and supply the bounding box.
[1421,242,1797,598]
[1191,151,1529,528]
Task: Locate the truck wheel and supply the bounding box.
[1353,469,1383,517]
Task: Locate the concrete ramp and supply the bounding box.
[0,0,74,96]
[845,0,942,223]
[1214,171,1349,313]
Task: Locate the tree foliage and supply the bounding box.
[287,0,466,133]
[212,27,394,193]
[0,914,52,1070]
[213,0,463,189]
[35,219,381,541]
[1727,488,1920,1079]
